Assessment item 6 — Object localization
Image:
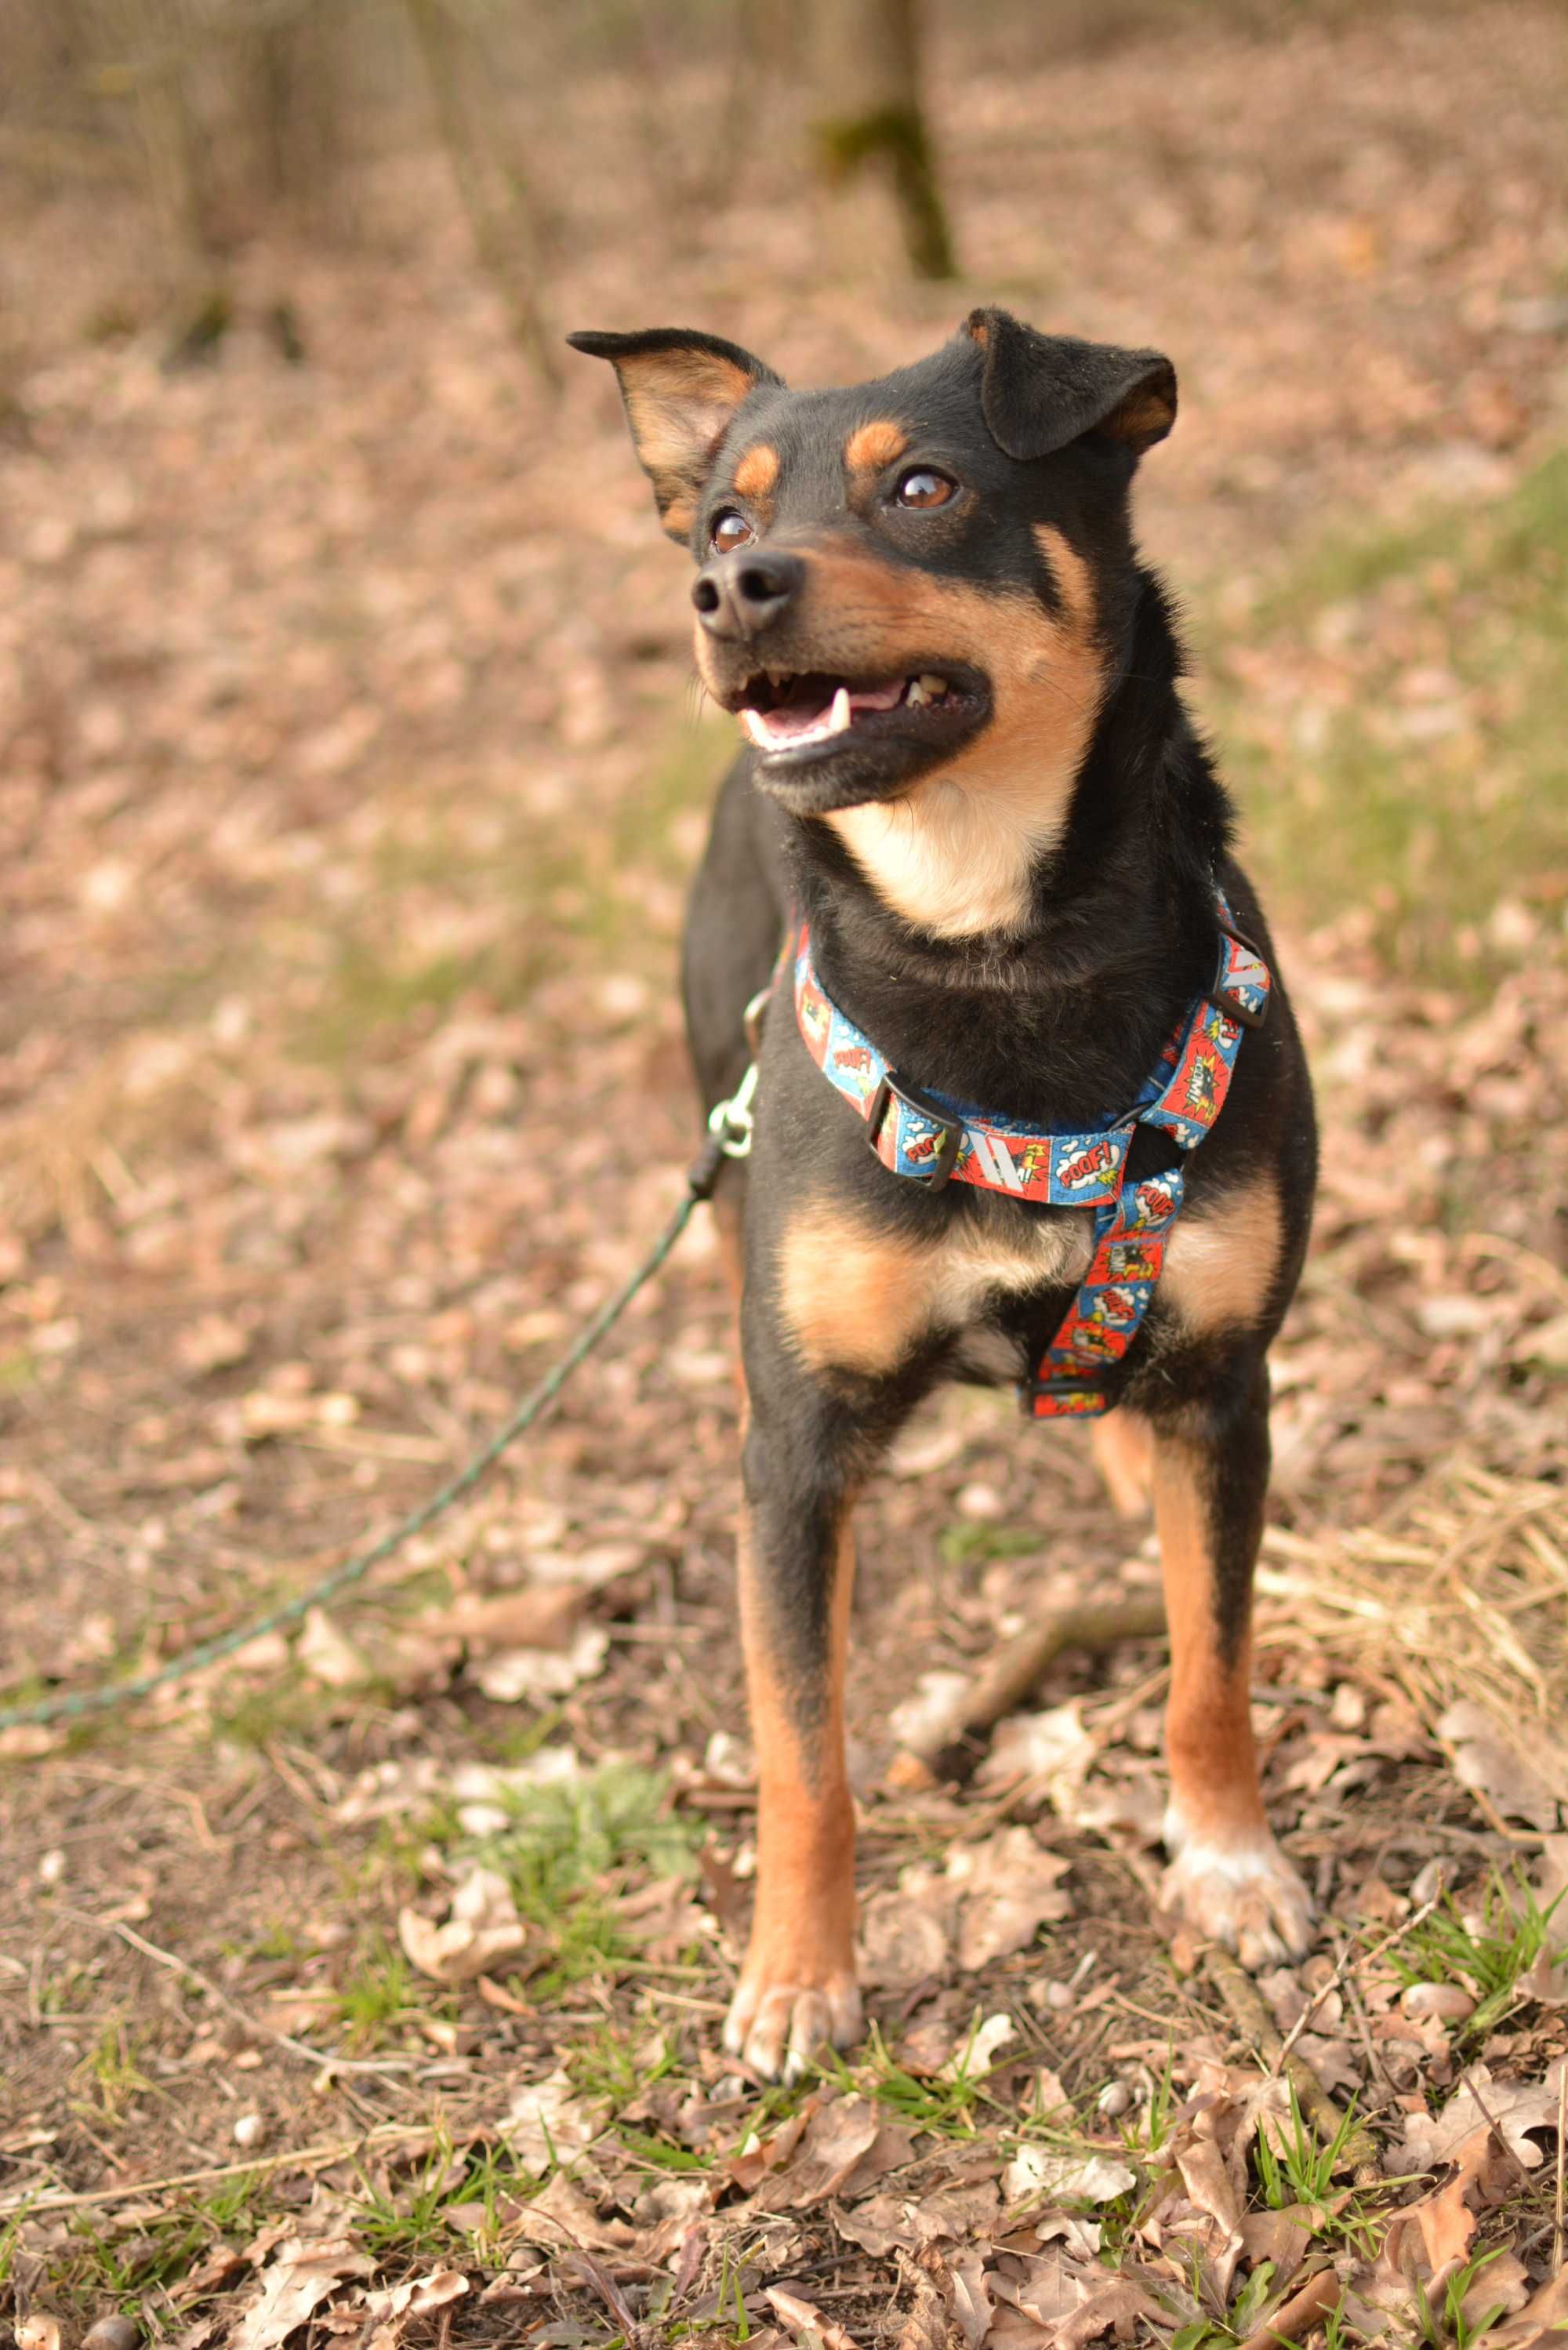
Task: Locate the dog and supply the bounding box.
[571,311,1319,2083]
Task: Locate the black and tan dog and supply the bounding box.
[572,311,1319,2082]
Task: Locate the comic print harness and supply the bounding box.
[791,898,1272,1418]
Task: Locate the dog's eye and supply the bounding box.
[895,468,956,509]
[711,510,755,554]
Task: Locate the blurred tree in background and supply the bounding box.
[808,0,956,278]
[0,0,958,380]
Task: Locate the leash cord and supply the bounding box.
[0,1133,732,1735]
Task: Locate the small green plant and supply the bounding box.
[465,1762,701,1993]
[1121,2043,1178,2155]
[0,2206,33,2288]
[351,2132,466,2265]
[335,1934,424,2050]
[73,2021,152,2127]
[938,1522,1041,1569]
[567,2023,679,2109]
[1388,1876,1564,2042]
[1253,2082,1383,2261]
[821,2015,1002,2135]
[1414,2245,1511,2348]
[615,2123,709,2174]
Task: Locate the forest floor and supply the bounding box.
[2,6,1568,2347]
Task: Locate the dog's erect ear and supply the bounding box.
[568,327,782,543]
[963,308,1176,463]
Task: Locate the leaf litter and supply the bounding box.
[2,7,1567,2347]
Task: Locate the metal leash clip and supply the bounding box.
[707,983,775,1161]
[708,1057,760,1159]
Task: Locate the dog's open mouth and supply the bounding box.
[731,667,984,757]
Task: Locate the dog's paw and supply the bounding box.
[1161,1826,1314,1968]
[723,1970,862,2084]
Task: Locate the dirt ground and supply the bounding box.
[2,7,1568,2348]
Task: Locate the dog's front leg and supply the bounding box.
[723,1404,862,2083]
[1150,1364,1314,1967]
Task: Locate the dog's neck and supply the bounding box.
[777,580,1234,1130]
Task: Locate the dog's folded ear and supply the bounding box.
[963,309,1176,463]
[568,328,782,544]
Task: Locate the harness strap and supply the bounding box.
[790,895,1271,1417]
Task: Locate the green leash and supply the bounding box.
[0,1118,747,1736]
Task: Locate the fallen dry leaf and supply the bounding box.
[1236,2268,1343,2350]
[765,2286,858,2349]
[466,1621,608,1701]
[233,2238,372,2350]
[946,2246,992,2348]
[397,1865,528,1984]
[1458,2250,1532,2332]
[949,1829,1074,1969]
[363,2269,469,2350]
[1393,2059,1566,2173]
[833,2179,1000,2257]
[1436,1700,1564,1832]
[419,1582,586,1651]
[1469,2263,1568,2346]
[753,2094,914,2212]
[1002,2145,1136,2208]
[505,2069,608,2173]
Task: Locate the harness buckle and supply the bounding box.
[866,1070,964,1190]
[1214,919,1271,1030]
[1018,1371,1112,1418]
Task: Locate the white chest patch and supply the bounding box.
[926,1212,1094,1330]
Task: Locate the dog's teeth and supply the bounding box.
[906,677,930,706]
[917,673,948,699]
[827,685,852,735]
[739,710,770,746]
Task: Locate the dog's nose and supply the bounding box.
[691,548,804,639]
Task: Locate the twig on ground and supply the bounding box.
[1205,1945,1381,2181]
[1272,1895,1441,2074]
[897,1596,1167,1768]
[0,2126,434,2217]
[1464,2072,1536,2187]
[51,1904,416,2079]
[1339,1965,1396,2096]
[1554,2064,1566,2274]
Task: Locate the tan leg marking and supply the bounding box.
[1163,1175,1283,1335]
[844,420,909,474]
[779,531,1105,939]
[778,1204,933,1375]
[1091,1409,1153,1518]
[724,1514,861,2081]
[1153,1433,1312,1965]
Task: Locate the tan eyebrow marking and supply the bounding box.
[732,442,780,502]
[844,420,910,474]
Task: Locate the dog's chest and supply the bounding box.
[931,1207,1094,1380]
[776,1189,1096,1383]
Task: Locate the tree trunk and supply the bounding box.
[808,0,958,281]
[403,0,557,389]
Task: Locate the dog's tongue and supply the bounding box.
[748,679,906,748]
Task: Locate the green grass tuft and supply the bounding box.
[1204,446,1568,988]
[1387,1873,1564,2043]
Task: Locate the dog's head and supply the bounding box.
[570,311,1175,819]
